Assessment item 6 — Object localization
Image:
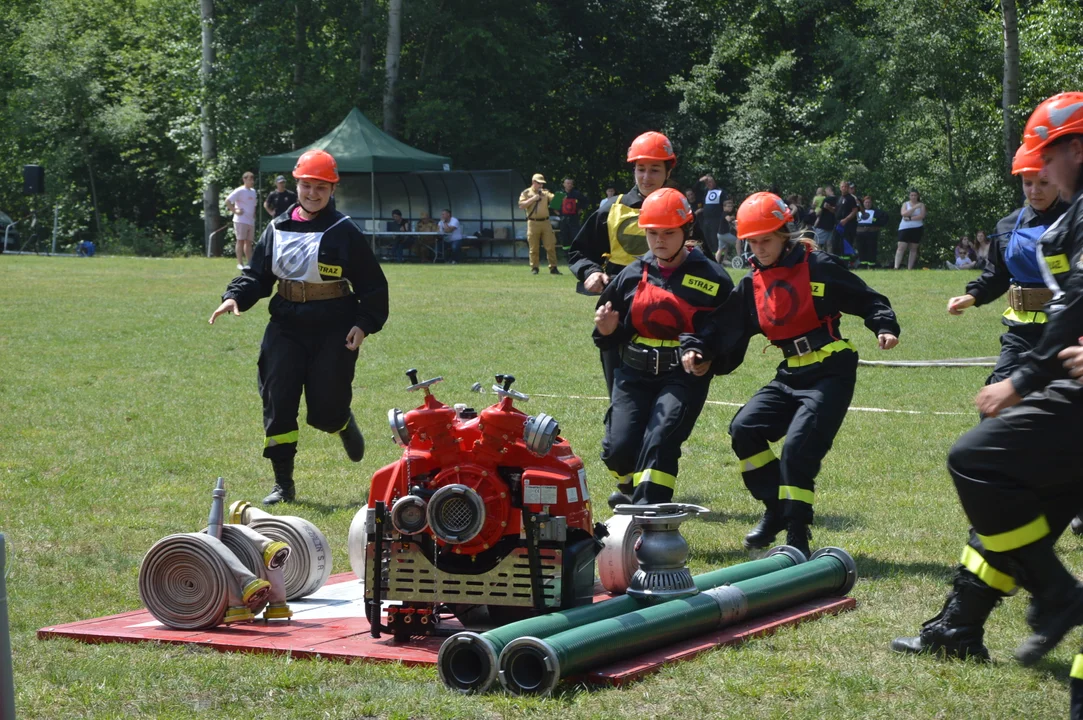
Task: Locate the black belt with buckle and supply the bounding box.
[776,327,835,359]
[622,343,682,374]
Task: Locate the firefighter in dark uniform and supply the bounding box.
[209,149,389,505]
[893,94,1083,687]
[681,192,900,557]
[594,188,733,507]
[569,131,691,397]
[946,142,1070,387]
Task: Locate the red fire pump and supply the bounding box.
[347,370,605,640]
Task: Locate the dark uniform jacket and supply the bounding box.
[223,207,389,336]
[1009,190,1083,396]
[592,249,733,351]
[965,200,1071,327]
[682,243,899,379]
[569,187,703,283]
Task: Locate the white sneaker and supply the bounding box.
[237,263,245,270]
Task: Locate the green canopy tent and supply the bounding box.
[258,107,451,235]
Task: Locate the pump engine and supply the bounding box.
[348,370,604,640]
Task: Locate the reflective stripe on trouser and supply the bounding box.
[601,364,711,503]
[527,221,559,269]
[960,544,1017,595]
[1073,654,1083,720]
[729,372,856,522]
[259,319,358,460]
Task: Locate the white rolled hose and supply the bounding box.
[229,502,331,600]
[138,532,271,630]
[215,524,292,619]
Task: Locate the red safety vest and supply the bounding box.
[630,265,713,340]
[752,255,824,342]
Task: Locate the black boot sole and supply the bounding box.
[890,635,989,661]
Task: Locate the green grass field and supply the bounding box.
[0,255,1078,718]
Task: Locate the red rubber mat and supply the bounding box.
[38,573,856,683]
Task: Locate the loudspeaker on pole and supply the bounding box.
[23,164,45,195]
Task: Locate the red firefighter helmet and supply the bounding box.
[627,131,677,164]
[1011,143,1044,175]
[638,188,694,228]
[293,149,340,183]
[1023,92,1083,152]
[736,192,793,239]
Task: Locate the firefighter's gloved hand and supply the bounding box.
[594,301,619,336]
[345,326,366,351]
[975,378,1022,418]
[681,350,710,376]
[878,333,899,350]
[209,298,241,324]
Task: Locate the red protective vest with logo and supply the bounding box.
[630,265,713,341]
[752,255,824,342]
[561,196,578,216]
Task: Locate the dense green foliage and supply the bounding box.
[1,0,1082,260]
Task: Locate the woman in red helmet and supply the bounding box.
[570,131,700,396]
[681,191,899,556]
[594,187,732,506]
[947,144,1070,389]
[893,92,1083,681]
[209,149,389,505]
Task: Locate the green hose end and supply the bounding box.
[766,544,807,565]
[437,632,499,694]
[809,547,858,595]
[498,636,560,696]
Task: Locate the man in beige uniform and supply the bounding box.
[519,173,561,274]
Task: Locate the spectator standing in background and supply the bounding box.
[813,185,837,251]
[519,173,560,275]
[696,174,725,260]
[835,181,859,257]
[855,196,887,268]
[894,189,926,269]
[264,175,298,218]
[559,178,589,250]
[439,208,463,265]
[387,209,412,263]
[601,185,618,209]
[226,171,258,270]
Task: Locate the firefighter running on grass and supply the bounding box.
[209,149,389,505]
[593,188,732,507]
[946,142,1070,391]
[892,95,1083,712]
[681,192,900,557]
[569,131,701,396]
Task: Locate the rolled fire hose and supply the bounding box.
[347,505,370,585]
[138,532,272,630]
[229,501,331,600]
[437,546,805,694]
[498,547,856,696]
[215,523,293,619]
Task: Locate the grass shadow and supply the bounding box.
[851,552,954,582]
[289,499,358,516]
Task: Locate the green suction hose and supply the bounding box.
[437,545,805,693]
[498,547,856,696]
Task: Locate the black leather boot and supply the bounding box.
[607,481,634,509]
[339,413,365,462]
[262,458,295,505]
[1012,543,1083,666]
[743,504,786,550]
[784,520,812,559]
[891,567,1002,661]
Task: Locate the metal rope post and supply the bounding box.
[0,534,15,720]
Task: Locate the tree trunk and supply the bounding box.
[383,0,403,136]
[359,0,374,90]
[294,1,306,145]
[200,0,221,256]
[1001,0,1020,174]
[86,157,102,238]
